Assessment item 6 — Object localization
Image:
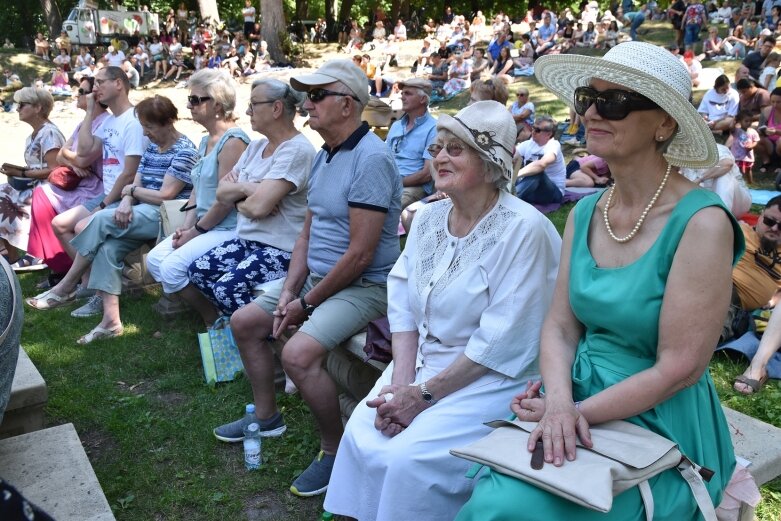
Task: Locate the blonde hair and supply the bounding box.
[13,87,54,118]
[188,68,239,120]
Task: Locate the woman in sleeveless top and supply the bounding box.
[757,87,781,171]
[458,41,740,521]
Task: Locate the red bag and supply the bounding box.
[48,166,82,191]
[363,316,392,363]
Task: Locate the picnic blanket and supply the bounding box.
[749,189,781,206]
[531,187,600,214]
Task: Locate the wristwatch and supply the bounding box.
[299,295,316,316]
[419,381,437,405]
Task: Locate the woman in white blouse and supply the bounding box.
[324,101,562,520]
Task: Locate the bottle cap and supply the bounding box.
[247,423,259,432]
[245,403,256,413]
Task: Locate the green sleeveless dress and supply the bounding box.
[456,189,744,521]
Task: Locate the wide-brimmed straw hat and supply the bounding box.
[534,41,717,168]
[437,100,516,180]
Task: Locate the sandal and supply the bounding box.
[733,372,769,395]
[25,289,77,310]
[77,324,123,345]
[11,254,46,272]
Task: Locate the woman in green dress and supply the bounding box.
[457,41,742,520]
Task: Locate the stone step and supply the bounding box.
[0,423,114,520]
[723,406,781,486]
[1,347,47,439]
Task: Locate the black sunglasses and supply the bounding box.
[307,88,359,103]
[187,95,212,106]
[77,88,91,95]
[574,86,659,120]
[762,215,781,229]
[532,126,550,133]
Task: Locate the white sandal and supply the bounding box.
[25,289,77,310]
[77,324,123,345]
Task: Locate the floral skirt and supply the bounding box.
[0,183,32,252]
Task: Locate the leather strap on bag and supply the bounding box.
[637,458,717,521]
[0,258,18,345]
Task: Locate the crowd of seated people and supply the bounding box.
[6,6,781,519]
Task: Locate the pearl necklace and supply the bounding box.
[603,164,672,243]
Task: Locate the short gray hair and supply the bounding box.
[188,68,238,120]
[250,78,306,118]
[13,87,54,118]
[534,114,556,132]
[415,87,431,106]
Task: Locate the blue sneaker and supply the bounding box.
[290,450,336,497]
[213,411,286,443]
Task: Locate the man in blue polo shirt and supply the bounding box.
[487,31,512,62]
[213,59,402,498]
[386,78,437,208]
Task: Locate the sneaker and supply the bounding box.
[212,411,286,443]
[70,294,103,318]
[74,284,95,300]
[290,450,336,497]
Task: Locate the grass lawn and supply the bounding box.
[10,20,781,520]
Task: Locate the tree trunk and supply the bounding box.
[39,0,62,40]
[296,0,309,20]
[261,0,285,63]
[197,0,220,27]
[338,0,355,27]
[324,0,337,41]
[390,0,402,22]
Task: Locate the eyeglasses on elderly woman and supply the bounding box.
[574,86,659,121]
[427,142,466,157]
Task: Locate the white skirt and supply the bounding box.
[324,360,534,521]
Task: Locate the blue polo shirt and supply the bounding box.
[386,111,437,195]
[307,123,402,283]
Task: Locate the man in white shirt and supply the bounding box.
[103,46,126,67]
[242,0,256,38]
[50,66,147,316]
[131,46,149,77]
[514,115,566,205]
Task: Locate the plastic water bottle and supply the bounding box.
[243,403,256,423]
[243,422,261,470]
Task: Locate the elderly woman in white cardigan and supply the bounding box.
[323,101,562,521]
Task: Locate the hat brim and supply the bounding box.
[290,72,369,105]
[436,113,513,181]
[534,53,718,169]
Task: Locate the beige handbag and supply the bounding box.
[450,418,718,521]
[159,199,190,239]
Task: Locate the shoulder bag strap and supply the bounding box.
[0,259,18,345]
[637,459,718,521]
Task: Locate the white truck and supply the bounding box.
[62,0,159,50]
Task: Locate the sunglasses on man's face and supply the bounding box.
[573,86,659,121]
[532,126,550,133]
[77,88,91,95]
[187,95,212,106]
[762,214,781,229]
[306,88,359,103]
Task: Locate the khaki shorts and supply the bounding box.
[253,274,388,351]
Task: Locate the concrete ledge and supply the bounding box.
[723,406,781,486]
[1,347,47,439]
[0,423,115,520]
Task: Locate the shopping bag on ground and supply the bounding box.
[197,316,244,384]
